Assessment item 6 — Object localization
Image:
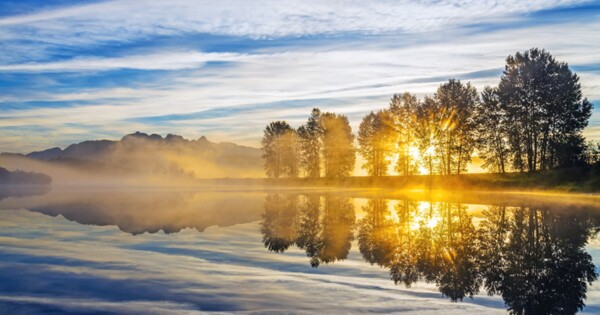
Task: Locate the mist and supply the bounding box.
[0,132,265,187]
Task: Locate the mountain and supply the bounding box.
[12,132,264,181]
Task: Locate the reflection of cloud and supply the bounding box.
[0,296,202,315]
[0,208,509,314]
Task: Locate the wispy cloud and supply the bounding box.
[0,0,599,151]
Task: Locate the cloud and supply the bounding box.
[0,51,246,72]
[0,0,587,39]
[0,1,599,151]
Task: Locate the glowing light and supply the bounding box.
[408,146,420,160]
[409,201,440,230]
[386,207,400,223]
[424,145,435,156]
[426,217,439,228]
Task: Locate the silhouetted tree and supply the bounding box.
[389,93,420,175]
[414,97,444,174]
[475,87,510,173]
[298,108,323,178]
[498,48,593,172]
[358,110,395,176]
[433,79,479,175]
[321,112,356,178]
[261,121,300,178]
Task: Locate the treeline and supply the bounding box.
[261,48,594,178]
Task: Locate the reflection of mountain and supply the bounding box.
[0,190,264,235]
[0,182,51,201]
[1,132,262,181]
[261,193,600,313]
[0,167,52,185]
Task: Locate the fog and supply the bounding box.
[0,133,264,187]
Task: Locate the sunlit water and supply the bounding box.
[1,188,600,314]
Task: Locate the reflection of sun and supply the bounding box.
[387,206,400,223]
[409,201,440,230]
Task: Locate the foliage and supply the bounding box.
[297,108,323,178]
[320,112,356,178]
[261,121,299,178]
[261,48,594,178]
[497,48,592,172]
[358,110,395,176]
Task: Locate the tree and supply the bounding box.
[433,79,479,175]
[414,96,443,175]
[358,110,395,176]
[475,86,510,173]
[389,93,420,176]
[261,121,299,178]
[497,48,593,172]
[320,112,356,178]
[297,108,323,178]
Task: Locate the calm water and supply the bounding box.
[1,188,600,314]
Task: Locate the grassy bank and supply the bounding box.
[209,167,600,193]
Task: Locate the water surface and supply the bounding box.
[1,188,599,314]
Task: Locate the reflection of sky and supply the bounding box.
[2,191,600,314]
[0,208,511,314]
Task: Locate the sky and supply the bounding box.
[0,0,599,153]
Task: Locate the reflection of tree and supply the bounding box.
[261,194,355,267]
[295,195,322,267]
[260,194,298,252]
[261,195,600,312]
[318,195,355,265]
[389,200,420,287]
[479,206,599,315]
[358,198,396,267]
[415,202,481,301]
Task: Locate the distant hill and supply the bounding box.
[0,167,52,185]
[16,132,264,181]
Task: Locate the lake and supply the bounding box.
[1,187,599,314]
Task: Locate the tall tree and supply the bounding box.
[321,112,356,178]
[358,110,395,176]
[433,79,479,175]
[475,86,510,173]
[297,108,323,178]
[261,121,299,178]
[414,96,444,175]
[389,93,420,176]
[498,48,593,172]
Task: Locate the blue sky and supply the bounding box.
[0,0,599,153]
